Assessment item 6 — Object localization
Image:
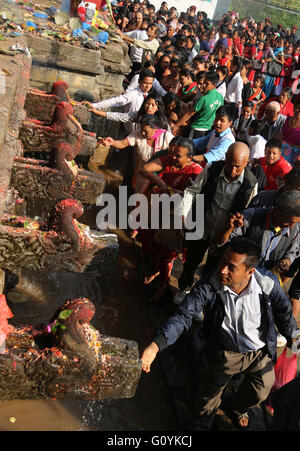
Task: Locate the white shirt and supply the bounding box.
[124,29,148,63]
[225,72,243,104]
[216,81,226,99]
[219,273,266,353]
[247,134,267,160]
[92,87,148,133]
[127,129,174,162]
[92,87,147,113]
[127,129,174,191]
[188,47,198,62]
[126,74,167,97]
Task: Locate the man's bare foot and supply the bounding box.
[144,271,160,285]
[130,229,139,239]
[237,413,249,428]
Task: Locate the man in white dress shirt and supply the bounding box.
[117,23,160,67]
[85,69,155,133]
[124,18,148,79]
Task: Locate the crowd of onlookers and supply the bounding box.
[86,1,300,311]
[85,0,300,431]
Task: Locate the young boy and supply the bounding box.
[192,104,236,167]
[174,70,224,139]
[247,119,267,161]
[234,100,255,143]
[258,138,292,190]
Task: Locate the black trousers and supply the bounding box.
[178,238,221,290]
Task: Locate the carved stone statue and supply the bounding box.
[0,297,142,400]
[19,102,96,157]
[10,142,106,205]
[0,198,118,274]
[24,81,91,126]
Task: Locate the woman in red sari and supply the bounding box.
[257,86,294,119]
[138,138,202,302]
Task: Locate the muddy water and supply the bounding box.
[0,226,176,431]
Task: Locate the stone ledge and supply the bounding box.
[27,35,103,75]
[0,39,31,216]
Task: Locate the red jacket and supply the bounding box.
[259,155,292,190]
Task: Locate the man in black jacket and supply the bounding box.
[141,238,298,430]
[174,141,258,304]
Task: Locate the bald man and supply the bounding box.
[175,142,258,304]
[262,101,286,141]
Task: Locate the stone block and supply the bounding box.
[27,35,103,75]
[0,38,31,217]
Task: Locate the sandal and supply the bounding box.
[235,412,249,429]
[220,401,249,430]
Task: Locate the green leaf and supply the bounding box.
[58,309,73,320]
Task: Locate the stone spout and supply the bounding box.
[0,298,142,400]
[19,102,97,156]
[0,199,118,274]
[10,143,106,205]
[24,81,92,126]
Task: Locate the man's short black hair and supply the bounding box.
[249,119,265,136]
[226,238,261,269]
[205,70,220,86]
[215,104,236,122]
[274,190,300,218]
[139,69,155,81]
[265,137,282,151]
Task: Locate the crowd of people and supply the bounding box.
[85,0,300,431]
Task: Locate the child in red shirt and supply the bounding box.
[258,138,292,190]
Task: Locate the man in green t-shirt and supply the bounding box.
[174,71,224,139]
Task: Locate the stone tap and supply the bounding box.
[19,102,97,157]
[24,81,92,126]
[10,142,106,205]
[0,297,142,400]
[0,198,118,274]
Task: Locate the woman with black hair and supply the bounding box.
[155,54,171,83]
[102,114,174,192]
[161,57,181,93]
[137,137,202,302]
[178,68,198,104]
[162,92,190,136]
[224,55,244,112]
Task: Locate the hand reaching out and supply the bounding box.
[228,212,244,230]
[101,137,115,147]
[276,258,291,273]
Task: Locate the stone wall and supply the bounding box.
[27,35,132,102]
[0,38,31,217]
